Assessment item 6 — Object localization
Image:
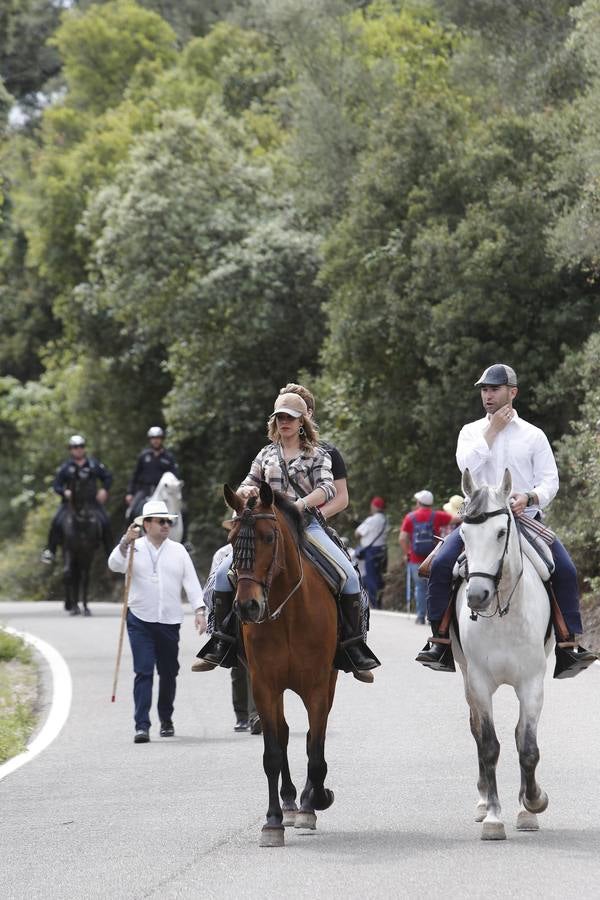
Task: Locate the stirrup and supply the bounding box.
[334,637,380,676]
[416,636,456,672]
[195,632,238,670]
[553,642,597,679]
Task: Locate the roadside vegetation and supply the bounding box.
[1,1,599,626]
[0,629,37,764]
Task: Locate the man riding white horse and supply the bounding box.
[125,426,180,521]
[41,434,113,563]
[417,363,595,676]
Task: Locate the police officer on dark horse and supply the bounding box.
[41,434,113,565]
[125,426,180,522]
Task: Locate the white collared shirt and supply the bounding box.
[356,512,388,547]
[456,410,559,514]
[108,536,205,624]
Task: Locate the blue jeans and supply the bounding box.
[126,612,180,731]
[215,519,360,594]
[363,545,386,607]
[407,562,427,620]
[426,528,583,634]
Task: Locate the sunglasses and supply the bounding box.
[275,413,298,422]
[147,518,172,525]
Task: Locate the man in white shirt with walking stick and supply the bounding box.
[109,499,207,743]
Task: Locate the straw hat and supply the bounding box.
[443,494,464,517]
[134,499,178,527]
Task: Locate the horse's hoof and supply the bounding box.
[481,821,506,841]
[83,608,92,617]
[309,787,334,811]
[523,790,548,814]
[282,808,298,827]
[474,801,487,823]
[294,811,317,830]
[259,826,285,847]
[516,810,539,831]
[69,607,81,616]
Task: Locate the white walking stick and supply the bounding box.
[111,537,136,702]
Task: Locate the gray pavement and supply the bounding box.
[0,600,599,899]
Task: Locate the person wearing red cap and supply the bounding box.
[355,497,388,607]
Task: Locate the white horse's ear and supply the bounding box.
[499,468,512,500]
[462,468,476,498]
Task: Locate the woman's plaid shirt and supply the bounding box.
[238,442,336,502]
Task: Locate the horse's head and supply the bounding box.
[70,469,96,511]
[157,471,183,500]
[460,468,516,613]
[224,481,302,624]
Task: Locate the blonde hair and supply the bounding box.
[267,412,318,452]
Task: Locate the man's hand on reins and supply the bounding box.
[509,494,528,516]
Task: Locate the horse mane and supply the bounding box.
[272,490,305,547]
[464,486,495,518]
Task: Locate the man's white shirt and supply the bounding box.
[456,410,559,514]
[108,536,205,624]
[356,512,388,547]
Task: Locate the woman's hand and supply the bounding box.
[237,486,259,500]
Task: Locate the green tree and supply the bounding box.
[49,0,177,115]
[318,98,600,513]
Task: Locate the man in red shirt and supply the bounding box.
[399,491,457,624]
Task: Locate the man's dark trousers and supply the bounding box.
[231,666,256,723]
[426,524,583,634]
[126,611,180,731]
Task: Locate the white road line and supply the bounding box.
[0,628,72,782]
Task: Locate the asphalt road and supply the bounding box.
[1,600,598,900]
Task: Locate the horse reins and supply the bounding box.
[462,506,523,620]
[231,507,304,624]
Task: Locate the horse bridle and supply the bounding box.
[462,506,523,620]
[231,506,304,624]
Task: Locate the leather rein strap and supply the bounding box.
[462,506,523,619]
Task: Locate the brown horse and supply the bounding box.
[224,481,339,848]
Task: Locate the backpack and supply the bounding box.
[410,510,436,557]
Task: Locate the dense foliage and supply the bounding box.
[1,0,600,600]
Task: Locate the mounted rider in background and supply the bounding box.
[125,426,180,521]
[41,434,113,563]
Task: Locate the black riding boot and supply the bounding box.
[192,590,237,671]
[336,593,380,683]
[553,634,597,679]
[415,619,456,672]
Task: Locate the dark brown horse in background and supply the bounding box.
[62,470,103,616]
[224,481,338,848]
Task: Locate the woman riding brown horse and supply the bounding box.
[224,480,338,847]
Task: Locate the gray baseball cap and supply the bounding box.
[474,364,518,387]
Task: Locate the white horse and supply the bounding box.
[454,468,552,841]
[150,472,184,543]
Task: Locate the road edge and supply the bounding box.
[0,627,72,782]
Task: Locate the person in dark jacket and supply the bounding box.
[41,434,113,563]
[125,426,180,520]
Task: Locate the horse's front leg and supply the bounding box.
[82,562,92,616]
[305,693,334,812]
[466,677,505,840]
[515,677,548,830]
[63,554,79,615]
[277,697,297,827]
[254,686,285,848]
